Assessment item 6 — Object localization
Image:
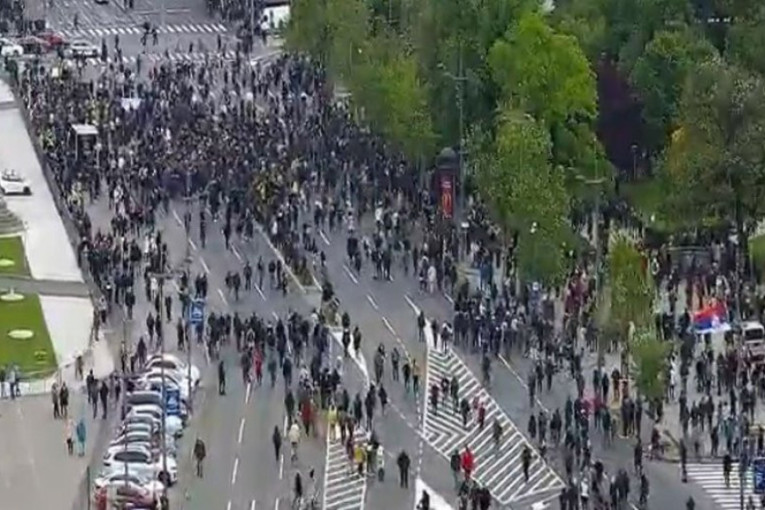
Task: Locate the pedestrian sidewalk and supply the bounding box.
[16,332,114,396]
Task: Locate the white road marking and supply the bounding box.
[366,294,379,310]
[189,239,197,251]
[343,264,359,284]
[444,293,454,304]
[245,382,251,404]
[272,311,279,321]
[382,317,396,336]
[238,418,245,444]
[253,223,306,293]
[200,258,210,274]
[250,500,256,510]
[319,230,331,246]
[255,284,266,300]
[172,210,183,226]
[232,246,243,261]
[274,499,279,510]
[231,457,239,484]
[217,288,229,306]
[226,501,232,510]
[278,415,288,480]
[405,294,420,315]
[498,355,549,413]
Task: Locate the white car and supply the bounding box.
[126,405,184,438]
[139,372,191,402]
[111,429,176,454]
[0,170,31,195]
[0,38,23,57]
[69,40,99,58]
[102,446,178,485]
[93,469,165,495]
[146,354,201,387]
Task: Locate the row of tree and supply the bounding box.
[287,0,606,287]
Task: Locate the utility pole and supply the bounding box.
[147,268,174,495]
[184,170,193,408]
[576,172,606,367]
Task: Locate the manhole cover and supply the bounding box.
[8,329,34,340]
[0,258,15,268]
[0,292,23,302]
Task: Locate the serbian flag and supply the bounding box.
[693,301,729,333]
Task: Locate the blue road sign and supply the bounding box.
[754,458,765,494]
[188,298,205,326]
[165,387,181,417]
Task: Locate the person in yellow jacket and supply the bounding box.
[327,405,338,441]
[354,443,366,477]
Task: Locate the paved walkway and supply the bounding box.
[0,275,90,298]
[0,392,109,510]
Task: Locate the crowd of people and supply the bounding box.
[10,2,765,504]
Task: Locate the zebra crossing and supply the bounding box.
[686,463,760,509]
[323,424,367,510]
[78,50,276,67]
[423,345,565,506]
[59,22,227,39]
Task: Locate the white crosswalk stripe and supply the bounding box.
[322,424,367,510]
[80,49,279,68]
[423,346,565,505]
[686,463,760,509]
[60,23,227,39]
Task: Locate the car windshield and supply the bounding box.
[2,171,21,181]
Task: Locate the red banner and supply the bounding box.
[440,175,454,219]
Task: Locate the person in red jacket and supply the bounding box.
[461,446,474,481]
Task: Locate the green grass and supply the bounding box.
[0,293,57,378]
[0,236,29,277]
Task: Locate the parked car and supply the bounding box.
[139,371,191,402]
[69,40,98,58]
[145,354,201,387]
[38,30,68,49]
[110,429,176,454]
[92,469,165,495]
[102,446,177,485]
[125,406,184,438]
[16,35,50,55]
[0,169,31,195]
[126,390,188,421]
[93,481,158,508]
[0,37,23,57]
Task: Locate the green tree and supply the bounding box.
[664,59,765,237]
[631,329,671,401]
[488,11,597,127]
[285,0,332,61]
[630,26,718,154]
[604,235,653,342]
[326,0,371,81]
[350,51,436,162]
[476,107,572,285]
[727,9,765,76]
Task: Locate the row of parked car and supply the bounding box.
[92,352,202,508]
[0,31,99,59]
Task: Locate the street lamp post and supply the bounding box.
[576,173,606,368]
[184,171,193,410]
[438,46,467,223]
[147,269,174,495]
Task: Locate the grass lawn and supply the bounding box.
[0,236,30,277]
[0,293,57,378]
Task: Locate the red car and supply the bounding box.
[38,30,68,49]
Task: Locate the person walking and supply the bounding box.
[397,450,410,488]
[75,417,86,456]
[51,382,60,419]
[273,425,283,462]
[194,437,206,477]
[65,418,74,455]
